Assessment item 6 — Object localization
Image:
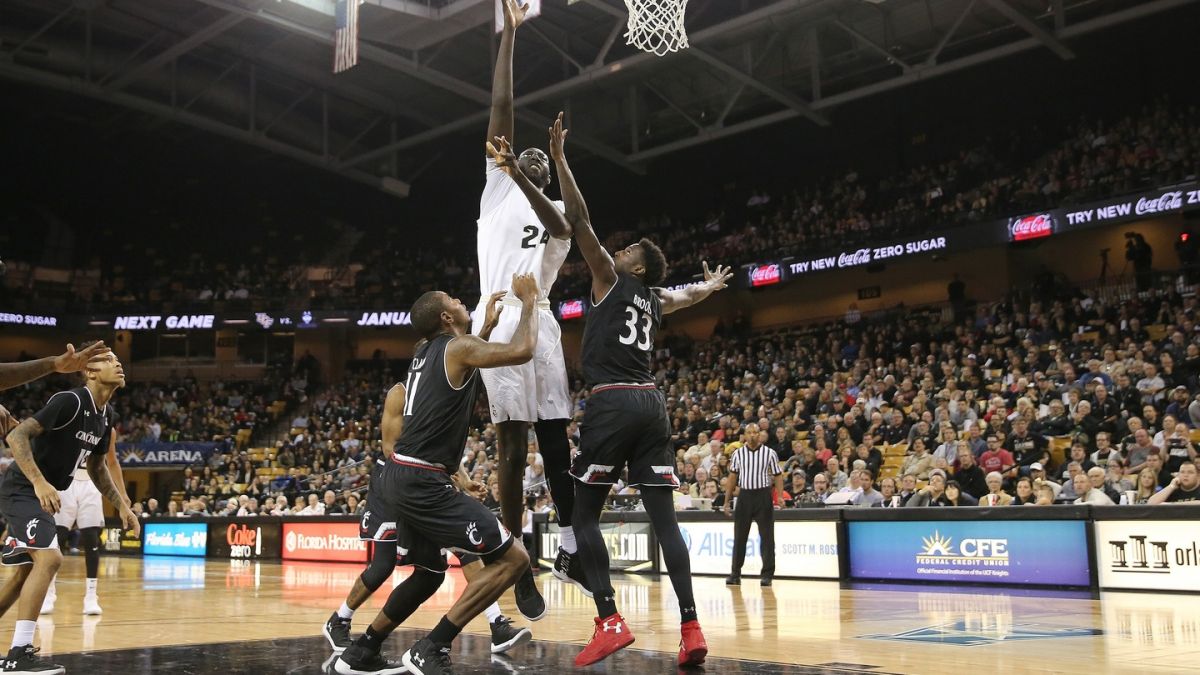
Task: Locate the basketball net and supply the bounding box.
[624,0,689,56]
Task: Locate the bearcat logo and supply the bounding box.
[466,522,483,548]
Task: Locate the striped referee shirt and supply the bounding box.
[730,444,782,490]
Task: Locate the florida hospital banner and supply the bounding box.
[669,520,840,579]
[848,520,1090,586]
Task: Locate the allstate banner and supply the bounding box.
[848,520,1090,586]
[118,442,222,467]
[670,521,840,579]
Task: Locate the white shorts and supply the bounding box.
[54,479,105,530]
[471,301,571,423]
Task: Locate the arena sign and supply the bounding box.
[117,442,222,467]
[848,520,1090,586]
[113,314,216,330]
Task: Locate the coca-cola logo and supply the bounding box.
[749,264,782,287]
[1135,191,1183,216]
[1009,214,1054,241]
[837,249,871,268]
[559,299,584,320]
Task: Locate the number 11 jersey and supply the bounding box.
[581,274,662,387]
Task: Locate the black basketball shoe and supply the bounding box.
[332,644,407,675]
[402,638,453,675]
[513,569,546,621]
[324,612,353,654]
[2,645,64,674]
[489,616,532,654]
[551,547,594,598]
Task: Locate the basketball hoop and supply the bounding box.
[624,0,689,56]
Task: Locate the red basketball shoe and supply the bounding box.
[678,619,708,667]
[574,613,635,667]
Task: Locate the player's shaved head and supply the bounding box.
[411,291,450,338]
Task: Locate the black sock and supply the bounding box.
[356,626,385,652]
[680,605,698,623]
[427,616,461,646]
[596,593,618,619]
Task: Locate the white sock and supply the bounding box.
[560,526,578,554]
[85,578,98,596]
[337,602,354,620]
[485,603,502,623]
[12,620,35,649]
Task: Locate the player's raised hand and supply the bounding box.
[486,136,519,176]
[502,0,530,31]
[549,112,569,162]
[701,261,733,292]
[511,273,540,303]
[0,404,17,438]
[482,290,507,334]
[54,341,110,373]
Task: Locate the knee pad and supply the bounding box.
[360,542,398,591]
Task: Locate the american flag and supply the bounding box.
[333,0,359,74]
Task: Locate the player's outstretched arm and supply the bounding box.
[446,274,540,379]
[87,451,139,534]
[657,261,733,315]
[486,0,529,149]
[547,112,588,240]
[0,341,111,391]
[487,136,572,239]
[380,383,407,456]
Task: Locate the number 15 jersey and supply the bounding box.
[477,159,571,302]
[581,274,662,387]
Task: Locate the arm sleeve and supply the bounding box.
[32,391,81,432]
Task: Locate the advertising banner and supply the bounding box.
[282,521,368,563]
[0,312,58,327]
[540,521,655,572]
[1062,183,1200,230]
[101,519,142,555]
[117,442,223,467]
[848,520,1090,586]
[557,299,585,320]
[207,519,282,560]
[1096,520,1200,591]
[143,522,208,557]
[1007,213,1056,242]
[669,521,840,579]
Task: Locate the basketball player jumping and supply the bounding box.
[325,291,530,660]
[2,349,139,675]
[477,0,591,618]
[491,116,731,667]
[41,425,131,616]
[335,274,540,675]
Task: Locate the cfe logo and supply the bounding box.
[916,531,1009,567]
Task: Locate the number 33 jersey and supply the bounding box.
[477,158,570,303]
[4,387,111,493]
[582,274,662,388]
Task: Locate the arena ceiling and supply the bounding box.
[0,0,1193,198]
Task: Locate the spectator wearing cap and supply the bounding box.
[784,471,808,507]
[1028,462,1060,497]
[1166,388,1193,428]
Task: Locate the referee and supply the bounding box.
[723,424,783,587]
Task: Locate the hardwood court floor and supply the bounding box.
[3,555,1194,673]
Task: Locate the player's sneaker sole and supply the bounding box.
[551,566,594,598]
[490,625,532,654]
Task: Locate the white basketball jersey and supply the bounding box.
[477,159,570,302]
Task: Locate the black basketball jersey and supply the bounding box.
[581,274,661,387]
[392,334,479,468]
[6,387,112,492]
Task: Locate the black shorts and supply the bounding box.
[359,461,397,542]
[1,487,59,566]
[376,461,512,570]
[570,385,680,488]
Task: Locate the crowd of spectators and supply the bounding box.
[127,266,1199,519]
[3,102,1196,314]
